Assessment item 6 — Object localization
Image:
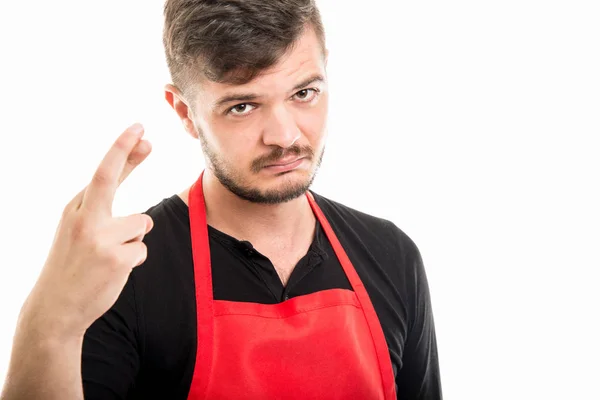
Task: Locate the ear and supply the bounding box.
[164,84,200,139]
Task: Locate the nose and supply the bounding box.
[262,105,301,149]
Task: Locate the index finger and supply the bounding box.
[82,123,145,215]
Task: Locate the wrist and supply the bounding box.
[17,295,86,344]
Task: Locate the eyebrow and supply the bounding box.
[213,73,325,109]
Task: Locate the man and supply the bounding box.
[1,1,442,399]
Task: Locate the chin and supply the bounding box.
[240,171,315,204]
[263,172,312,192]
[214,157,320,204]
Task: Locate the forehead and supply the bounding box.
[196,27,327,103]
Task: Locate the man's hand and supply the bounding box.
[22,122,154,341]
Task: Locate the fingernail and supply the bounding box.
[130,123,144,135]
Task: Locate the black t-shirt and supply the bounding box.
[81,190,442,399]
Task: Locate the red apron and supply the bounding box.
[186,170,397,399]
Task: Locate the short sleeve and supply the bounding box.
[81,271,140,399]
[390,224,443,400]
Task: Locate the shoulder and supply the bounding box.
[141,194,188,230]
[133,194,192,284]
[309,190,422,267]
[310,190,390,230]
[139,194,190,249]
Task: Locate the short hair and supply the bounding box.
[162,0,326,102]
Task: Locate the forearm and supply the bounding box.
[1,309,84,400]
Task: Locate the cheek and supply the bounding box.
[206,118,255,160]
[222,135,261,170]
[297,99,328,144]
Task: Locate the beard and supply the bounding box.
[198,130,324,204]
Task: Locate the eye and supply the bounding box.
[293,88,320,102]
[227,103,256,116]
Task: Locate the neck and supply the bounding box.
[179,170,315,246]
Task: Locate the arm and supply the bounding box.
[396,234,443,400]
[0,302,85,400]
[1,124,152,399]
[1,268,141,400]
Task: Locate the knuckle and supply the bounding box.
[113,135,130,152]
[106,251,123,269]
[61,203,73,219]
[138,214,151,231]
[87,230,113,259]
[129,214,148,237]
[70,217,94,241]
[89,236,108,256]
[135,243,148,266]
[63,189,85,217]
[139,242,148,258]
[91,168,110,186]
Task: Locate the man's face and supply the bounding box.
[190,27,328,204]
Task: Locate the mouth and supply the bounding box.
[263,157,306,173]
[266,156,304,167]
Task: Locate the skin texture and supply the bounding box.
[166,25,330,284]
[0,24,329,400]
[0,124,154,400]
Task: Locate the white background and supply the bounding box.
[0,1,599,398]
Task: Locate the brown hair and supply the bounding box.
[162,0,326,103]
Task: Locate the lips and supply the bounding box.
[262,157,306,173]
[265,157,304,167]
